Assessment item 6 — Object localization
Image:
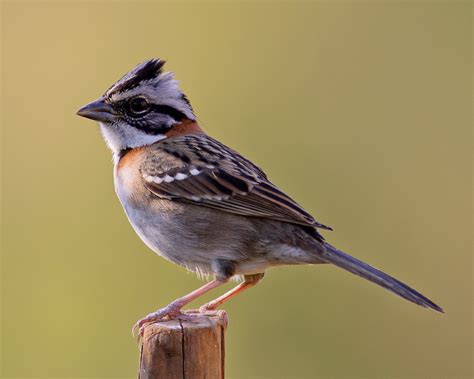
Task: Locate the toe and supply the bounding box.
[199,303,217,313]
[131,305,184,338]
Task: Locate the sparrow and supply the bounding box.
[77,59,443,335]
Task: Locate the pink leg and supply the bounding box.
[132,279,225,336]
[200,273,264,312]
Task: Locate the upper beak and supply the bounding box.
[76,98,118,122]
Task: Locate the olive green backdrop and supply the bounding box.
[1,1,471,378]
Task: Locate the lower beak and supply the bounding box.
[76,99,118,122]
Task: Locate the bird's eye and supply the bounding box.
[128,96,150,115]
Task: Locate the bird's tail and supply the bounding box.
[321,243,443,313]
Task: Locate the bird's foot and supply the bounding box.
[199,301,219,313]
[132,303,187,338]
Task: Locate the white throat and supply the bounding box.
[99,122,166,163]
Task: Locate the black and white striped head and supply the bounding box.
[77,59,195,154]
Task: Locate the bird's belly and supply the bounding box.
[121,201,214,272]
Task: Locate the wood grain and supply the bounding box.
[138,311,228,379]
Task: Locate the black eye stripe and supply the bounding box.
[150,104,187,121]
[114,100,187,122]
[130,123,169,135]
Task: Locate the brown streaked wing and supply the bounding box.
[142,165,333,231]
[144,166,256,201]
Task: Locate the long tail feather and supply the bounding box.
[321,243,443,313]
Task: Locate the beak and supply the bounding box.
[76,98,118,122]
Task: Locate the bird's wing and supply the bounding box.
[140,134,332,231]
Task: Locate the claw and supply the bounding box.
[132,319,151,339]
[132,322,139,338]
[131,304,183,338]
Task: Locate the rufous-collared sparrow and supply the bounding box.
[77,59,443,335]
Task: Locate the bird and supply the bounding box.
[77,58,443,335]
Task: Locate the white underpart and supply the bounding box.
[99,122,166,162]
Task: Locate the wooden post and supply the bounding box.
[138,311,228,379]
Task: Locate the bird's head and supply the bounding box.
[77,58,195,155]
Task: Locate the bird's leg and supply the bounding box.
[199,273,264,312]
[132,279,226,336]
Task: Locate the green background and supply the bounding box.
[1,1,472,378]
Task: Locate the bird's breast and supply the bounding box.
[114,162,181,263]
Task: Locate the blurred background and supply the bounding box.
[1,1,471,378]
